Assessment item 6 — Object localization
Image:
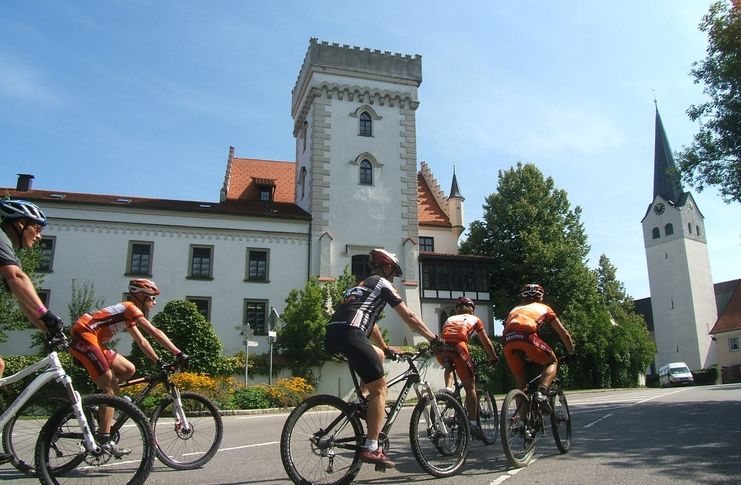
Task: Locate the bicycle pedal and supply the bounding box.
[374,463,387,472]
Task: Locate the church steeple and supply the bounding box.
[653,106,684,204]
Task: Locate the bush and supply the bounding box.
[120,371,238,412]
[692,366,719,386]
[233,386,272,409]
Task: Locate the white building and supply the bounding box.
[1,39,494,357]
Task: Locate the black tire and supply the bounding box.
[477,390,499,445]
[550,387,572,453]
[2,391,69,476]
[280,394,364,485]
[150,391,223,470]
[409,390,470,478]
[35,393,155,484]
[500,389,535,468]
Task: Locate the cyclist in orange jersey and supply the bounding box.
[69,278,187,456]
[435,296,498,438]
[502,284,575,412]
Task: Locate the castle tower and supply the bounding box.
[447,166,465,240]
[641,107,718,370]
[290,38,424,344]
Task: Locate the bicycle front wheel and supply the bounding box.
[409,390,470,478]
[550,387,572,453]
[2,391,69,476]
[280,394,364,485]
[35,393,155,485]
[477,390,499,445]
[151,391,223,470]
[500,389,535,468]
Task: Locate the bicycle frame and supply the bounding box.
[347,352,449,439]
[0,352,98,453]
[119,366,191,432]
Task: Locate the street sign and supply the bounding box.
[245,340,259,347]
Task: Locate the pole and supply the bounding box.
[245,342,249,386]
[269,340,273,385]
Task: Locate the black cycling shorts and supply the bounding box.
[325,324,384,383]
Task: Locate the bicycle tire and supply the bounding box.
[150,391,223,470]
[500,389,535,468]
[280,394,363,485]
[477,390,499,445]
[2,391,69,476]
[550,386,572,453]
[35,393,155,485]
[409,390,470,478]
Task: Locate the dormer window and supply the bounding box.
[252,177,276,202]
[359,112,372,137]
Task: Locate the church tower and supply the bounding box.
[641,107,718,370]
[290,39,424,344]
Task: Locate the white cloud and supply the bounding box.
[0,52,60,106]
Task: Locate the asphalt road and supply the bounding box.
[2,383,739,484]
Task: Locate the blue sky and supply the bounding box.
[1,1,738,299]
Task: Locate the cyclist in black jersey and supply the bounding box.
[325,248,441,469]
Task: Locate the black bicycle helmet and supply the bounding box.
[455,296,475,309]
[0,199,47,226]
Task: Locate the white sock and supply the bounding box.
[364,439,378,452]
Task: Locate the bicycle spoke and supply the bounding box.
[550,387,572,453]
[500,390,534,468]
[477,391,499,445]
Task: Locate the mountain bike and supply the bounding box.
[439,357,499,445]
[280,347,470,484]
[118,359,223,470]
[0,332,154,484]
[499,356,572,468]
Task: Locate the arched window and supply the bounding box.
[688,223,692,234]
[359,159,373,185]
[359,112,372,137]
[652,227,660,239]
[665,223,674,236]
[439,311,449,334]
[696,225,701,237]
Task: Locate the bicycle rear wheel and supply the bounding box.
[477,390,499,445]
[409,390,470,478]
[35,393,155,485]
[280,394,363,485]
[500,389,535,468]
[550,386,572,453]
[2,391,69,476]
[151,391,223,470]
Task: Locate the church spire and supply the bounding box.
[653,106,684,204]
[449,165,464,200]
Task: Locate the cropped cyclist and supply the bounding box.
[435,296,498,438]
[0,199,66,464]
[325,248,441,469]
[69,278,187,456]
[502,284,575,413]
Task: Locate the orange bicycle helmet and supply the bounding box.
[520,283,544,300]
[455,296,475,309]
[128,279,160,296]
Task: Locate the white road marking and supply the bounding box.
[584,413,613,428]
[489,457,538,484]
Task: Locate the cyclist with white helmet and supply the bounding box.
[0,199,65,464]
[325,248,442,469]
[502,284,575,412]
[435,296,499,437]
[69,278,187,455]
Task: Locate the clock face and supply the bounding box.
[653,202,665,215]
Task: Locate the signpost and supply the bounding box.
[237,323,257,386]
[268,307,280,385]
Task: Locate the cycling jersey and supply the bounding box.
[72,301,143,344]
[327,275,402,337]
[503,302,557,334]
[435,313,485,381]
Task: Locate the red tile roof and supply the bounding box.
[710,280,741,334]
[0,188,311,221]
[417,173,450,227]
[224,157,296,203]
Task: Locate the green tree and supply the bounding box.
[129,299,234,375]
[68,279,106,322]
[276,268,357,377]
[460,162,596,320]
[677,1,741,203]
[0,245,44,343]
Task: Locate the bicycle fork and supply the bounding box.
[60,376,99,454]
[416,382,449,436]
[170,387,192,434]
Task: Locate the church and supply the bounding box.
[636,107,741,382]
[0,39,495,357]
